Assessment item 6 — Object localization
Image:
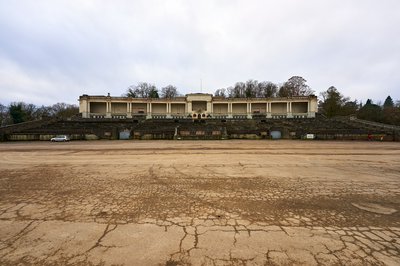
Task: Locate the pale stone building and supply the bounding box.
[79,93,318,119]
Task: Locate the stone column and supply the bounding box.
[267,102,272,118]
[146,102,152,119]
[247,102,252,119]
[206,101,212,114]
[166,102,172,118]
[287,101,293,118]
[127,102,132,118]
[106,102,111,118]
[307,100,316,118]
[228,102,233,118]
[84,100,90,118]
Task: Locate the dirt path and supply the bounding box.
[0,140,399,265]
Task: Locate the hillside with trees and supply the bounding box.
[0,102,79,127]
[318,88,400,126]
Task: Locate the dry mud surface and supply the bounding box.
[0,140,399,265]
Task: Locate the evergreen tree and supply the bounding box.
[9,103,27,124]
[357,99,383,122]
[383,95,394,109]
[148,88,159,98]
[318,86,357,117]
[319,87,343,117]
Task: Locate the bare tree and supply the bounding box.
[229,82,246,98]
[0,103,11,126]
[125,85,136,98]
[278,76,314,97]
[50,103,79,118]
[161,85,179,98]
[214,88,227,97]
[124,82,159,98]
[257,81,277,98]
[245,80,258,98]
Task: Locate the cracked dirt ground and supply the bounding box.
[0,140,399,265]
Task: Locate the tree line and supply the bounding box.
[214,76,314,98]
[124,82,181,98]
[0,102,79,126]
[124,76,314,99]
[319,86,400,125]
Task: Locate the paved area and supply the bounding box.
[0,140,399,265]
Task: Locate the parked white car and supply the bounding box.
[50,135,70,142]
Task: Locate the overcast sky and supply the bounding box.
[0,0,399,106]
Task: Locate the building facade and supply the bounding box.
[79,93,318,119]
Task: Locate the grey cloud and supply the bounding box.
[0,0,399,105]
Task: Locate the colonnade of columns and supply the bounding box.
[83,100,314,119]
